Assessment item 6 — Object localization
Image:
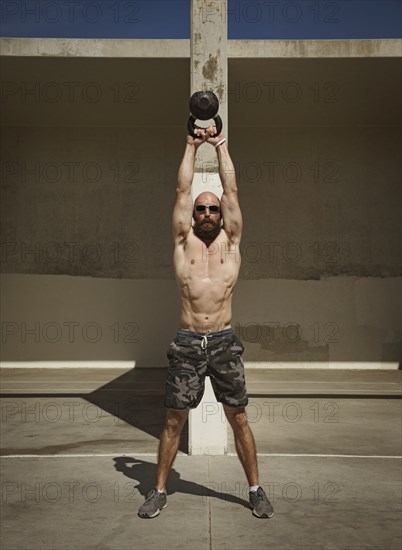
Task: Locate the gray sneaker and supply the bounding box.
[249,486,274,518]
[138,489,167,518]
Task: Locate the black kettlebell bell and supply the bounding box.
[187,91,223,139]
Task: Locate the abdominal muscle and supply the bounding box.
[174,230,241,333]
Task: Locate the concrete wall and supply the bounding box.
[1,56,400,368]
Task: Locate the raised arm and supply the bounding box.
[207,130,243,242]
[172,131,208,243]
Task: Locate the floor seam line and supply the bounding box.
[0,453,401,459]
[208,456,212,550]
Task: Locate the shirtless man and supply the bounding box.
[138,126,274,519]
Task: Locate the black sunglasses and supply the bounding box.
[194,205,221,213]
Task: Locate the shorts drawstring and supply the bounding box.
[176,328,233,351]
[201,333,211,350]
[201,334,208,350]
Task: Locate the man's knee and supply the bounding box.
[165,408,189,434]
[224,406,248,429]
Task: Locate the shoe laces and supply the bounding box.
[146,489,158,501]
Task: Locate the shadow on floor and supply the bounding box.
[85,368,189,454]
[113,456,250,509]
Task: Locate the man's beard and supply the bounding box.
[193,219,221,244]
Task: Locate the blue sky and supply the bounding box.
[1,0,401,39]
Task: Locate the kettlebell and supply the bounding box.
[187,91,223,139]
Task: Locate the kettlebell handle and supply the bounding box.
[187,115,223,140]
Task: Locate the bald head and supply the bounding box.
[194,192,221,208]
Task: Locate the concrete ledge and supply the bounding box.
[1,368,400,396]
[0,361,400,370]
[228,38,402,58]
[1,38,401,58]
[0,38,190,58]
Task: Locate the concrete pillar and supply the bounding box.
[191,0,228,173]
[188,0,228,455]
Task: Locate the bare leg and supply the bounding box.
[155,409,189,491]
[224,405,259,486]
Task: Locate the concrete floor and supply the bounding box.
[1,368,401,550]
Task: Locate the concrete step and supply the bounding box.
[1,369,401,457]
[1,367,401,396]
[1,394,401,457]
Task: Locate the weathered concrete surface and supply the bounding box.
[0,455,400,549]
[228,38,402,58]
[1,367,400,394]
[1,38,401,58]
[191,0,228,171]
[228,397,402,456]
[208,455,401,550]
[0,395,177,456]
[1,275,400,368]
[189,0,229,455]
[1,394,400,457]
[0,455,210,550]
[0,38,191,58]
[1,57,400,279]
[1,369,400,456]
[2,125,400,279]
[0,54,400,370]
[1,368,400,548]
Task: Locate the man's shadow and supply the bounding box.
[113,456,250,509]
[85,367,189,454]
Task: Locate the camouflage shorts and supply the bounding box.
[164,328,248,410]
